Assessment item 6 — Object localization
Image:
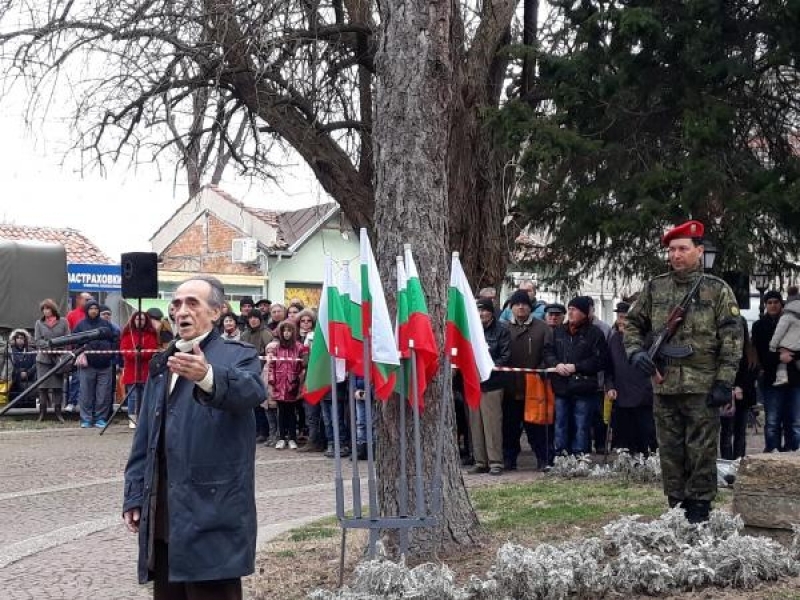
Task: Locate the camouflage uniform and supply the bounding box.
[624,266,742,506]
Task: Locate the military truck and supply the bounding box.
[0,240,68,406]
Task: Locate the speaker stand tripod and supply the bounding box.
[100,297,145,435]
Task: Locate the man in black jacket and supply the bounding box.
[468,298,511,475]
[544,296,609,455]
[752,290,800,452]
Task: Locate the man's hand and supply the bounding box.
[733,386,744,401]
[123,508,141,533]
[167,344,210,382]
[555,363,571,377]
[707,381,734,408]
[630,351,656,376]
[606,389,618,400]
[779,349,794,364]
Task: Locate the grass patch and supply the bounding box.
[472,478,665,533]
[288,525,337,542]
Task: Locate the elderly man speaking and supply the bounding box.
[123,275,266,600]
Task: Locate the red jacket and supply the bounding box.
[266,341,308,402]
[119,327,160,385]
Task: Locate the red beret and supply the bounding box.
[661,220,705,246]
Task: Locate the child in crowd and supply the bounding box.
[770,298,800,386]
[265,320,308,449]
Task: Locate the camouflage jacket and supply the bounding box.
[624,267,743,395]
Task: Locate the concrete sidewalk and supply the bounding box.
[0,424,359,599]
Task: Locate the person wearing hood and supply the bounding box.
[119,311,160,428]
[9,329,36,406]
[33,298,70,422]
[264,320,308,449]
[73,298,117,428]
[769,298,800,387]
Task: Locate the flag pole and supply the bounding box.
[329,356,345,519]
[342,261,362,519]
[396,255,410,555]
[348,373,362,518]
[432,349,452,516]
[397,360,410,556]
[409,340,425,518]
[362,326,379,556]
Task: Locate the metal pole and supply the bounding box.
[362,333,379,556]
[410,343,425,518]
[1,348,83,416]
[347,373,362,519]
[397,360,409,556]
[330,357,345,520]
[432,353,451,516]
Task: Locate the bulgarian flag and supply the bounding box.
[360,228,400,400]
[445,252,494,409]
[340,263,365,376]
[303,256,346,404]
[397,245,439,409]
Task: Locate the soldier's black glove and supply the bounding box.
[630,351,656,376]
[707,381,734,408]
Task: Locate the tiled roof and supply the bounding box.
[151,184,340,253]
[278,203,338,249]
[0,224,112,264]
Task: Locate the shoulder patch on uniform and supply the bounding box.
[730,304,740,316]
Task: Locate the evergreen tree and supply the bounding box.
[502,0,800,285]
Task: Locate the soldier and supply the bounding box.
[624,220,742,523]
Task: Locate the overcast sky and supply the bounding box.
[0,94,325,263]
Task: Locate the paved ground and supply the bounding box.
[0,420,366,599]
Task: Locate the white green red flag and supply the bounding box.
[340,263,365,376]
[303,256,346,404]
[359,228,399,400]
[445,252,493,409]
[397,245,439,409]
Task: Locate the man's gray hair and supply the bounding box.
[180,275,226,308]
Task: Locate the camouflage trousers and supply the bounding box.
[653,393,720,503]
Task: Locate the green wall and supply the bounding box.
[266,228,359,309]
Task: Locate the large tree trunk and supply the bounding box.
[372,0,482,558]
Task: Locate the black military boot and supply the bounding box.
[683,499,710,524]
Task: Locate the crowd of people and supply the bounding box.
[6,292,374,461]
[456,253,800,493]
[6,246,800,488]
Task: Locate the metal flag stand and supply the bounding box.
[331,253,444,586]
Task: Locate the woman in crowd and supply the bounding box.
[296,309,326,452]
[720,317,758,459]
[221,314,241,340]
[119,311,160,429]
[265,320,308,449]
[33,299,69,422]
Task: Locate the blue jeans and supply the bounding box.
[356,398,368,445]
[79,366,112,424]
[555,394,598,455]
[125,383,144,417]
[762,385,800,452]
[321,395,350,447]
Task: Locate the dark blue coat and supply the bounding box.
[122,329,266,584]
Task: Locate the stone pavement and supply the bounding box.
[0,423,359,599]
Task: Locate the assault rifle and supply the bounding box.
[647,275,705,375]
